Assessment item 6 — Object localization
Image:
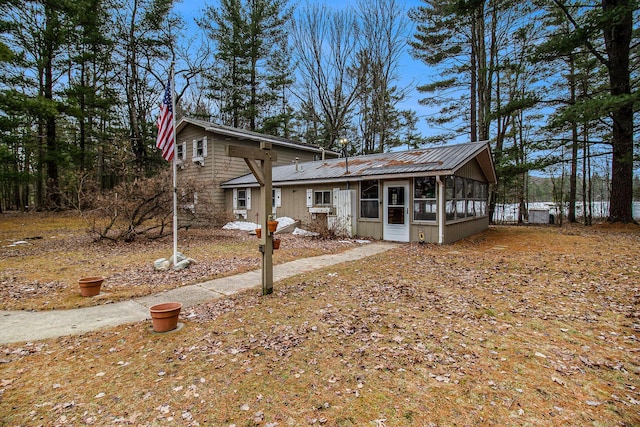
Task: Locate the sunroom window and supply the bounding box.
[445,176,488,221]
[414,177,437,221]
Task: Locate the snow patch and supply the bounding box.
[292,227,319,237]
[223,217,297,232]
[222,221,259,231]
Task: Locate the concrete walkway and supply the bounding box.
[0,242,397,345]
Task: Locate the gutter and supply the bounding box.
[221,170,457,189]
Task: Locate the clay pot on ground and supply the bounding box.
[273,238,281,249]
[149,302,183,332]
[78,276,104,297]
[268,220,278,233]
[255,228,262,238]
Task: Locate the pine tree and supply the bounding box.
[542,0,637,223]
[200,0,292,131]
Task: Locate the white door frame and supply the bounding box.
[383,181,410,242]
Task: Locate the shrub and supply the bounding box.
[81,170,209,242]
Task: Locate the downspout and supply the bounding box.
[436,175,445,244]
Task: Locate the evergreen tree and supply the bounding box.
[261,38,295,137]
[64,0,116,174]
[199,0,292,131]
[1,0,75,209]
[112,0,175,175]
[541,0,637,223]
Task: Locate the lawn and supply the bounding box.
[1,213,639,426]
[0,212,355,311]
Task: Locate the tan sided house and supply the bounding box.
[221,141,497,244]
[175,117,338,223]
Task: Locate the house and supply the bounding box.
[221,141,497,244]
[174,117,337,223]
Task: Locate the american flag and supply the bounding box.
[156,76,174,161]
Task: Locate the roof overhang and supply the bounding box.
[220,169,460,189]
[176,117,336,155]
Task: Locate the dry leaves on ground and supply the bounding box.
[0,220,639,426]
[0,212,356,310]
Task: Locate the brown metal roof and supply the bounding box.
[222,141,496,187]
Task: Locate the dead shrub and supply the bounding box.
[211,209,238,227]
[304,214,336,239]
[81,170,209,242]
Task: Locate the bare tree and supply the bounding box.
[291,3,363,150]
[355,0,410,153]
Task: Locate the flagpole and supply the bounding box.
[170,64,178,266]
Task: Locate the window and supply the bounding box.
[237,189,247,208]
[192,136,208,159]
[414,177,437,221]
[360,179,379,219]
[445,176,456,220]
[314,190,332,206]
[445,176,488,221]
[195,139,205,157]
[233,188,251,210]
[176,142,186,161]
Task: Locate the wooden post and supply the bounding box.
[226,142,277,295]
[261,143,274,294]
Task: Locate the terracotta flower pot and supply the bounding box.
[78,276,104,297]
[150,302,182,333]
[268,220,278,233]
[273,238,281,249]
[255,228,262,238]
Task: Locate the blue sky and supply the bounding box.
[172,0,442,141]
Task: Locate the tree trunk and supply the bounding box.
[568,55,578,223]
[475,6,488,141]
[470,17,478,142]
[603,0,634,223]
[126,0,145,173]
[44,6,59,209]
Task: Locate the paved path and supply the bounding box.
[0,242,397,345]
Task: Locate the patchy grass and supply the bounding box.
[0,212,355,310]
[1,217,640,426]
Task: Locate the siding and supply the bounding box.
[356,219,383,240]
[455,158,487,182]
[409,224,439,243]
[176,123,322,224]
[443,216,489,243]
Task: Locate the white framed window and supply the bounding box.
[445,176,488,221]
[176,142,186,161]
[233,188,251,210]
[360,179,379,219]
[413,176,437,221]
[314,190,332,206]
[192,136,208,163]
[237,189,247,208]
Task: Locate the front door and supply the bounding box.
[383,181,410,242]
